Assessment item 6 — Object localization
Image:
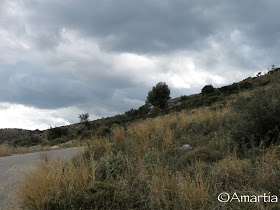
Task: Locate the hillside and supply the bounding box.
[1,67,279,148]
[10,66,280,209]
[0,128,45,145]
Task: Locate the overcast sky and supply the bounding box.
[0,0,279,130]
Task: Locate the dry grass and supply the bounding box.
[9,146,48,154]
[17,150,95,209]
[16,97,280,209]
[212,156,253,191]
[0,143,59,157]
[16,105,235,209]
[0,143,11,157]
[256,146,280,193]
[91,136,111,158]
[112,125,125,141]
[176,171,210,209]
[121,105,230,152]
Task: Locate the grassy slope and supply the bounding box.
[0,69,276,147]
[16,70,280,209]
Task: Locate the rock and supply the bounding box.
[179,144,193,153]
[50,145,59,149]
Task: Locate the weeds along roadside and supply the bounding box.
[0,143,57,157]
[17,86,280,209]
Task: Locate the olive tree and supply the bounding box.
[146,82,171,109]
[79,113,90,127]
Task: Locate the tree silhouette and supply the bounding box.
[146,82,171,109]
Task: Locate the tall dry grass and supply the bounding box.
[17,150,95,209]
[176,171,210,209]
[0,143,11,157]
[18,101,280,209]
[256,146,280,193]
[0,143,56,157]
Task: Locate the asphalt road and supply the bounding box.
[0,147,84,209]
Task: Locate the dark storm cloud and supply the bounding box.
[1,0,280,129]
[0,63,89,109]
[19,0,279,56]
[23,0,216,53]
[0,62,142,110]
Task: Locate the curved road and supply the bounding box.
[0,147,84,209]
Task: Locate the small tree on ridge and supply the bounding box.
[79,113,90,127]
[146,82,171,109]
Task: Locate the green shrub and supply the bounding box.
[201,85,215,95]
[97,125,111,136]
[232,88,280,147]
[142,149,161,166]
[219,83,239,95]
[178,147,223,167]
[11,135,42,147]
[203,95,224,106]
[239,81,253,89]
[78,182,134,210]
[96,151,127,182]
[47,126,69,140]
[81,129,92,139]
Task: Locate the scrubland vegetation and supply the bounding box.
[0,142,54,157]
[14,69,280,209]
[0,143,11,157]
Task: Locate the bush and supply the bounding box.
[219,83,239,94]
[11,135,42,147]
[96,151,127,182]
[81,129,92,139]
[239,81,252,90]
[138,104,151,116]
[125,108,138,117]
[232,88,280,147]
[178,147,223,167]
[97,125,111,136]
[80,182,133,210]
[201,85,215,95]
[203,95,224,106]
[47,126,69,140]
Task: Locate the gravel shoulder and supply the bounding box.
[0,146,85,209]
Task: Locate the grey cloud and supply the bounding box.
[21,0,278,53]
[2,0,279,56]
[0,65,89,109]
[0,61,147,114]
[19,0,220,53]
[1,0,280,129]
